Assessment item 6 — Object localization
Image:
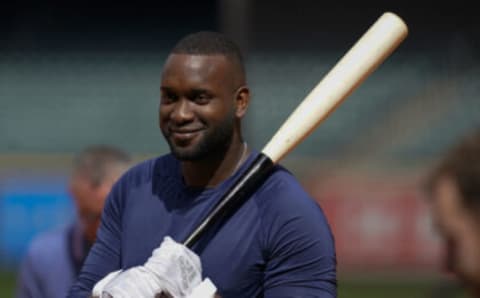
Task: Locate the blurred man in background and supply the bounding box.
[426,128,480,297]
[15,145,132,298]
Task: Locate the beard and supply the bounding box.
[164,114,235,161]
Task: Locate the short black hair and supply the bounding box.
[171,31,245,80]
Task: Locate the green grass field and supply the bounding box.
[338,279,468,298]
[0,271,16,298]
[0,271,470,298]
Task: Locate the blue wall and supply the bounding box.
[0,175,74,268]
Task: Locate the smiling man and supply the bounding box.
[68,31,336,298]
[159,51,248,187]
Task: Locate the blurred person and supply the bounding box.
[426,128,480,297]
[69,31,337,298]
[15,145,132,298]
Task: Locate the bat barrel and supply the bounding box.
[262,12,408,164]
[182,153,274,248]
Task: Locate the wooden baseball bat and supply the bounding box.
[183,12,408,248]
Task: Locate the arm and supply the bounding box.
[67,182,124,297]
[263,213,337,297]
[261,176,337,297]
[90,236,211,298]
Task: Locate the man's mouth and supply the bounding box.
[170,128,203,143]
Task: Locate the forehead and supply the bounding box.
[161,54,232,88]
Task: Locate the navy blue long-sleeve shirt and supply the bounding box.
[68,151,337,297]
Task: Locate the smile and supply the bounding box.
[170,129,202,143]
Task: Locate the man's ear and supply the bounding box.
[234,86,250,118]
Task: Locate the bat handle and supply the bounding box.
[182,153,274,248]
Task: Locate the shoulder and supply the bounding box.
[103,154,179,212]
[255,165,318,211]
[237,151,323,217]
[114,154,177,189]
[24,225,69,264]
[254,164,334,242]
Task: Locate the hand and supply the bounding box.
[144,236,203,297]
[185,278,217,298]
[93,236,203,298]
[91,270,122,297]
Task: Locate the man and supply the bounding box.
[426,129,480,297]
[69,31,337,297]
[16,145,132,298]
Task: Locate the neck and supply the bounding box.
[181,139,249,188]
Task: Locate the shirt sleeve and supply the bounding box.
[67,181,124,297]
[261,174,337,297]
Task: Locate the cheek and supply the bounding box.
[459,224,480,262]
[159,104,166,119]
[159,106,169,128]
[451,221,480,277]
[203,103,235,125]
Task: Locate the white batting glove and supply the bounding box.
[94,236,203,298]
[143,236,203,297]
[186,278,217,298]
[91,270,122,297]
[101,265,164,297]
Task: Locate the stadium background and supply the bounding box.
[0,0,478,297]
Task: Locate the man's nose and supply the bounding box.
[171,99,194,123]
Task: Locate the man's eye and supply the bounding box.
[194,93,210,104]
[161,93,178,104]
